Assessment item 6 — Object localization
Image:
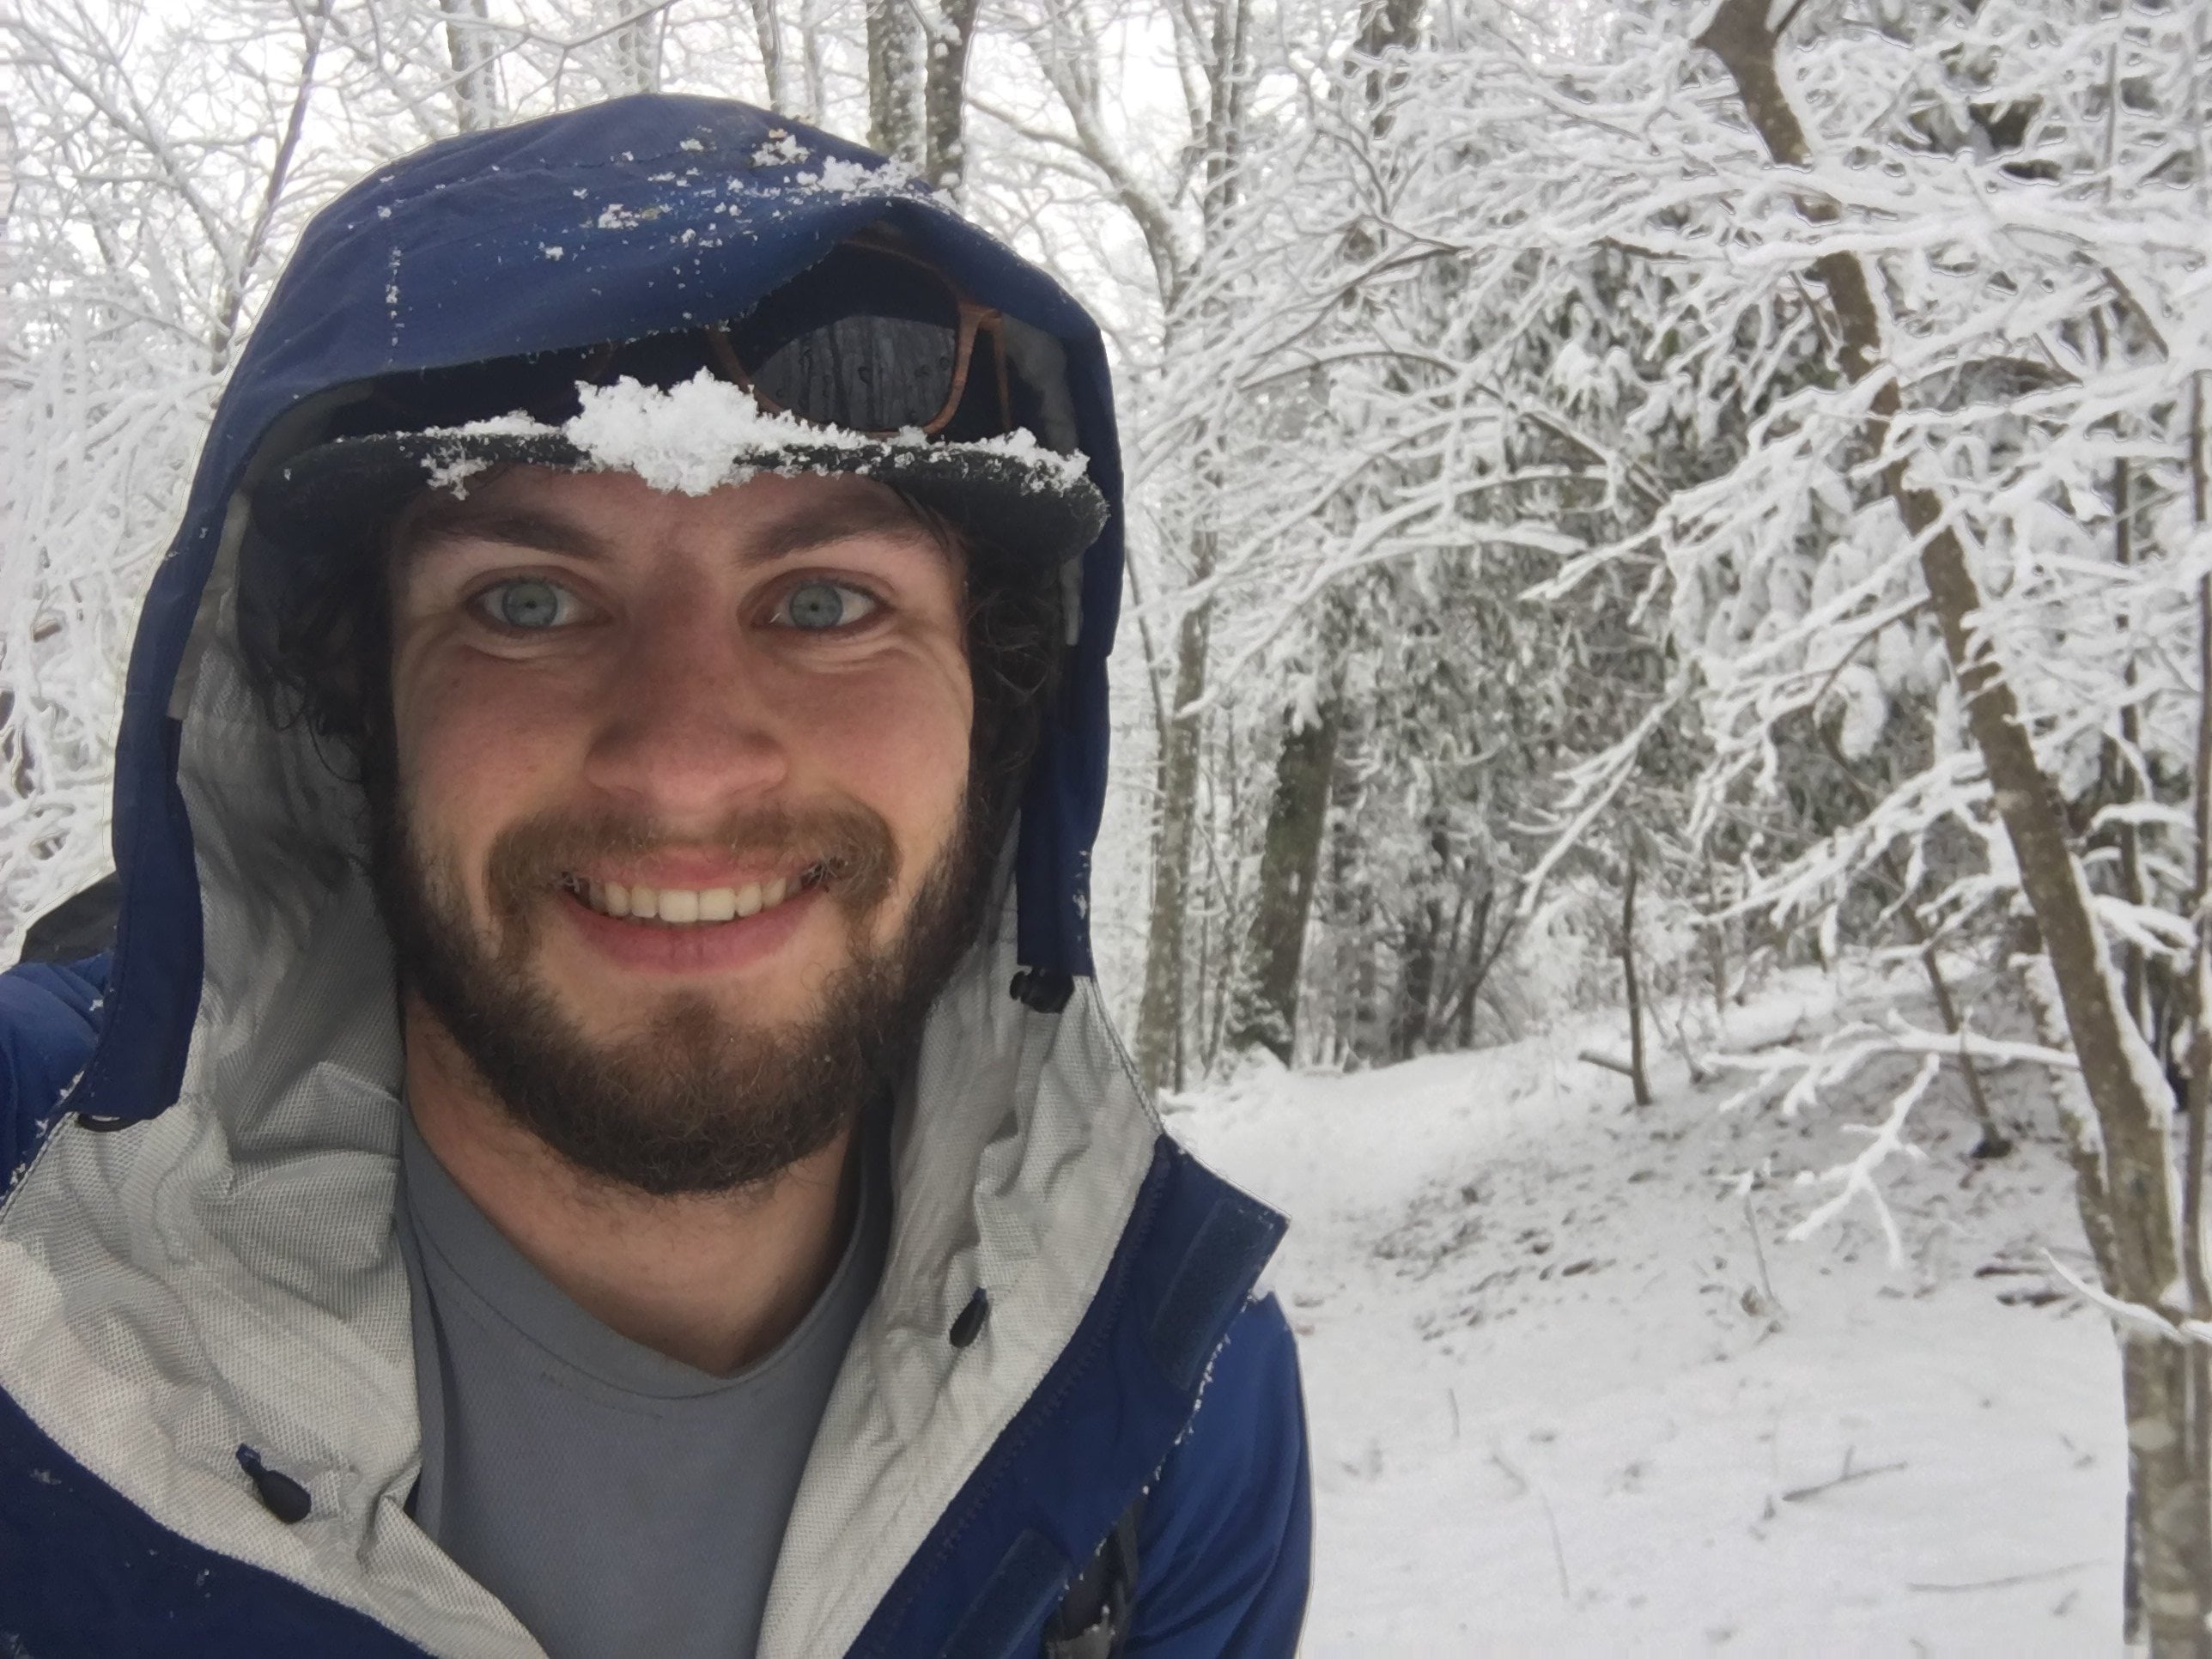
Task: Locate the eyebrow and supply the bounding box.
[748,495,956,565]
[402,507,609,565]
[398,490,955,569]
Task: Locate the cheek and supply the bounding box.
[786,655,972,842]
[391,647,587,863]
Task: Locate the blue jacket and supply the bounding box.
[0,96,1309,1656]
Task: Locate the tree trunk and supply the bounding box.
[1913,932,2009,1158]
[1389,901,1438,1061]
[1228,667,1340,1064]
[745,0,787,112]
[797,0,828,124]
[1123,0,1265,1087]
[1198,0,1253,235]
[1820,707,2008,1154]
[922,0,979,194]
[866,0,926,167]
[614,7,660,94]
[1442,885,1511,1049]
[1698,3,2204,1646]
[1133,538,1213,1092]
[2112,449,2148,1029]
[1453,890,1489,1049]
[1321,716,1369,1065]
[2183,373,2212,1626]
[1620,854,1653,1107]
[1352,0,1424,118]
[1329,719,1383,1064]
[441,0,498,132]
[205,0,330,373]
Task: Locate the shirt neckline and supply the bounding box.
[397,1104,884,1401]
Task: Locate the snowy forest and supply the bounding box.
[9,0,2212,1647]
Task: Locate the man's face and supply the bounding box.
[378,465,982,1194]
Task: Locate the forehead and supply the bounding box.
[390,465,960,574]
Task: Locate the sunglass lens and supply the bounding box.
[726,244,969,431]
[750,314,962,432]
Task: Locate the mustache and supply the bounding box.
[483,803,898,937]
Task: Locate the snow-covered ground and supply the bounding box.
[1173,973,2124,1654]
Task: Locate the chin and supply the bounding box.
[547,926,850,1021]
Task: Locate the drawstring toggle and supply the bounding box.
[236,1443,312,1523]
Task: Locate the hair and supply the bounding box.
[237,476,1068,876]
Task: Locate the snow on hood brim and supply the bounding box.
[255,374,1109,568]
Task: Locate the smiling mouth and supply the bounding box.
[558,862,828,926]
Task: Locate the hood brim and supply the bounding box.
[253,425,1110,568]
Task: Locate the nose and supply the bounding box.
[582,580,788,821]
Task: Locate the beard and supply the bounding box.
[367,787,997,1198]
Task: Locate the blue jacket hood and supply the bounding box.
[76,94,1124,1128]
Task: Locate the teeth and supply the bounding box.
[571,873,810,927]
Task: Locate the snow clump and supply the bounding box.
[424,453,495,495]
[751,131,810,167]
[564,373,874,494]
[428,373,1093,497]
[799,156,921,198]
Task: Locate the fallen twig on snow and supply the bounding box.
[1538,1490,1571,1603]
[1733,1170,1782,1318]
[1779,1445,1906,1503]
[1488,1443,1570,1601]
[1577,1048,1638,1079]
[1486,1443,1530,1498]
[1906,1560,2099,1594]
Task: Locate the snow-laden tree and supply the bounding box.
[1124,0,2212,1640]
[1113,4,1758,1075]
[21,0,2212,1635]
[1677,5,2212,1641]
[0,0,364,951]
[967,0,1305,1089]
[0,319,216,942]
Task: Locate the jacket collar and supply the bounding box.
[0,790,1176,1653]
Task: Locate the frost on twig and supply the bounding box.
[1782,1053,1939,1268]
[1709,1011,2075,1118]
[2034,1253,2212,1354]
[1706,1003,2074,1268]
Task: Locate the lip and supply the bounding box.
[554,879,824,975]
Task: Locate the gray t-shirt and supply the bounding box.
[395,1112,887,1659]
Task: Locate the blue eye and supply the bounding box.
[477,578,575,630]
[781,581,878,631]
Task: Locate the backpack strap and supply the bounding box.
[1042,1494,1144,1659]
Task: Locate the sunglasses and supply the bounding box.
[354,238,1016,446]
[695,238,1012,440]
